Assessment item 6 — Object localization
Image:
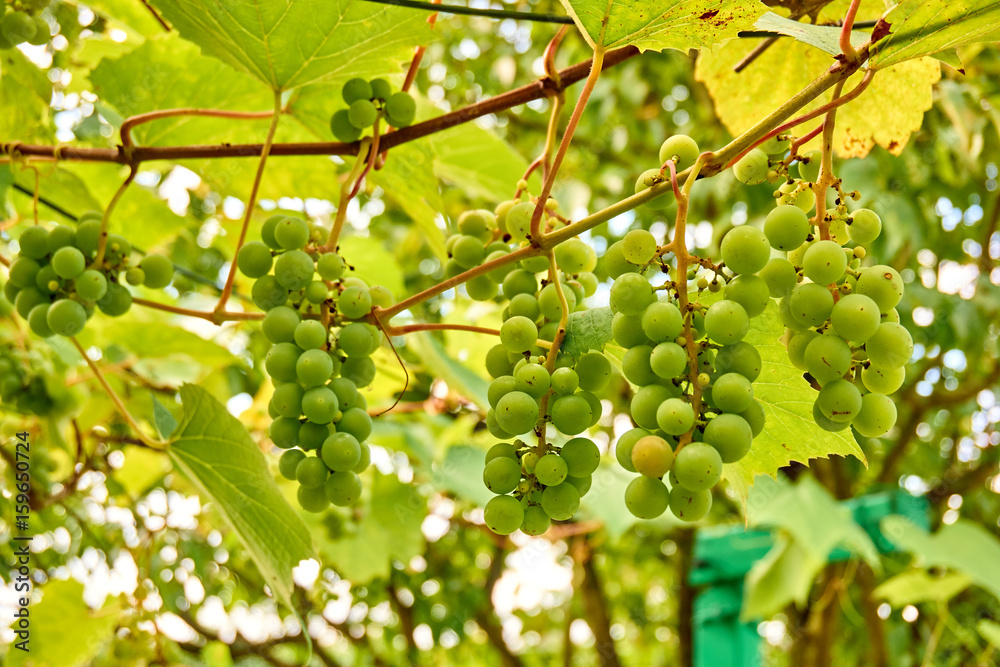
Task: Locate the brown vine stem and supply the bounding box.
[324,142,372,252]
[92,166,137,269]
[121,108,275,151]
[132,297,263,322]
[403,0,440,91]
[530,47,606,240]
[70,337,167,450]
[0,47,640,165]
[349,115,383,199]
[814,80,848,242]
[212,91,283,320]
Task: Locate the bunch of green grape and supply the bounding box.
[0,3,49,50]
[330,77,417,143]
[237,214,396,512]
[606,227,766,523]
[0,338,75,417]
[4,213,174,338]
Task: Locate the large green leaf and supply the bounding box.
[722,302,866,505]
[870,0,1000,69]
[741,533,820,620]
[558,0,767,52]
[170,385,316,611]
[4,580,122,667]
[80,321,237,369]
[149,0,435,91]
[880,516,1000,601]
[0,48,54,143]
[427,122,529,202]
[11,168,101,221]
[90,35,273,147]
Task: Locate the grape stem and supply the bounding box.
[69,336,168,450]
[120,108,276,152]
[349,115,383,199]
[212,91,283,321]
[839,0,863,64]
[814,79,848,243]
[92,166,137,269]
[324,140,372,252]
[132,297,264,321]
[533,249,572,448]
[379,321,553,348]
[529,47,606,241]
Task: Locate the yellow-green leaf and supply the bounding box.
[871,0,1000,70]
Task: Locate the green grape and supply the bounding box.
[613,311,649,348]
[46,299,86,336]
[673,442,722,491]
[615,428,648,472]
[271,382,304,418]
[252,275,289,310]
[486,344,515,379]
[297,485,330,513]
[560,437,600,477]
[830,294,880,342]
[95,283,131,316]
[139,254,174,288]
[9,257,41,289]
[299,421,331,451]
[51,247,85,279]
[622,229,657,264]
[802,240,847,285]
[15,288,47,319]
[273,217,310,251]
[342,356,376,388]
[338,322,374,357]
[125,267,145,286]
[862,364,905,394]
[258,214,283,250]
[485,442,518,464]
[496,391,538,434]
[848,209,881,245]
[578,272,599,297]
[325,471,362,506]
[538,281,576,320]
[466,274,498,301]
[711,373,753,413]
[262,306,299,344]
[302,387,339,424]
[777,181,814,213]
[803,334,852,384]
[650,342,686,379]
[551,367,580,395]
[656,398,695,437]
[504,201,535,241]
[327,377,357,411]
[704,300,749,345]
[575,351,612,392]
[605,241,641,279]
[30,265,54,296]
[74,219,102,259]
[715,342,761,382]
[881,308,900,324]
[788,283,834,327]
[865,322,912,369]
[641,301,683,342]
[554,237,596,273]
[795,151,822,182]
[451,235,484,269]
[279,450,307,481]
[764,205,810,251]
[535,453,568,486]
[500,316,538,353]
[540,482,580,521]
[669,485,712,521]
[457,210,490,236]
[578,391,603,427]
[338,285,372,319]
[812,401,850,432]
[521,505,551,536]
[385,92,416,127]
[733,148,770,185]
[565,474,591,496]
[296,456,328,488]
[739,399,765,437]
[45,225,75,254]
[630,384,673,430]
[721,226,770,275]
[103,234,131,263]
[724,275,769,318]
[17,226,49,259]
[348,99,377,129]
[74,270,107,302]
[265,342,301,383]
[515,363,550,399]
[268,416,300,449]
[273,250,314,290]
[622,345,656,385]
[853,392,897,437]
[760,134,790,156]
[368,285,394,308]
[484,495,524,535]
[342,77,373,104]
[625,476,669,519]
[321,432,362,472]
[550,394,592,435]
[817,379,862,423]
[634,168,673,210]
[338,407,373,441]
[296,349,334,387]
[521,451,539,474]
[631,435,674,478]
[305,281,328,304]
[368,77,392,101]
[610,273,655,316]
[330,109,362,141]
[293,320,326,350]
[502,269,537,298]
[703,414,752,463]
[658,135,700,171]
[317,253,346,280]
[27,304,53,338]
[353,443,371,473]
[856,265,903,312]
[236,241,273,278]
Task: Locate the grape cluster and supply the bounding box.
[0,340,71,416]
[607,226,765,523]
[0,3,49,50]
[330,77,416,143]
[634,134,701,209]
[238,214,394,512]
[5,213,174,338]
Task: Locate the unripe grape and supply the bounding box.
[615,428,649,472]
[630,384,674,430]
[650,342,686,379]
[862,364,905,394]
[853,392,897,437]
[560,437,600,477]
[96,283,132,316]
[505,201,536,241]
[348,99,377,129]
[338,407,373,441]
[385,92,416,127]
[27,304,54,338]
[297,485,330,513]
[125,268,145,286]
[788,283,834,327]
[551,367,580,395]
[658,135,699,171]
[764,205,810,251]
[550,394,592,435]
[711,373,753,413]
[540,482,580,521]
[500,315,538,353]
[830,293,880,342]
[715,341,761,382]
[294,320,328,350]
[269,416,300,449]
[296,456,328,488]
[704,414,753,463]
[521,505,551,536]
[535,453,568,486]
[817,379,862,423]
[342,77,373,104]
[669,485,712,521]
[631,435,674,478]
[483,456,521,494]
[46,298,87,336]
[297,349,334,387]
[721,226,770,275]
[734,148,769,185]
[302,386,339,424]
[802,240,848,285]
[848,209,882,245]
[139,254,174,288]
[812,401,851,432]
[803,334,852,384]
[634,168,673,210]
[865,322,912,369]
[496,391,538,434]
[52,247,86,279]
[74,270,108,302]
[237,241,273,278]
[625,476,669,519]
[17,225,48,258]
[613,311,649,348]
[274,217,310,250]
[656,398,695,437]
[339,285,372,319]
[270,382,304,418]
[673,442,722,491]
[641,301,683,342]
[725,274,769,318]
[279,450,307,481]
[342,356,376,388]
[610,273,654,316]
[325,471,362,506]
[554,237,596,273]
[484,495,524,535]
[331,109,362,142]
[704,299,749,344]
[856,265,903,313]
[622,229,657,265]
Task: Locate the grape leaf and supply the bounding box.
[408,331,490,411]
[170,385,316,612]
[870,0,1000,70]
[4,580,122,667]
[151,393,179,438]
[431,444,494,506]
[561,306,614,357]
[427,122,530,203]
[0,48,54,143]
[11,167,101,220]
[696,36,940,158]
[557,0,767,52]
[150,0,435,91]
[741,533,821,620]
[874,571,972,606]
[721,302,866,506]
[752,11,869,58]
